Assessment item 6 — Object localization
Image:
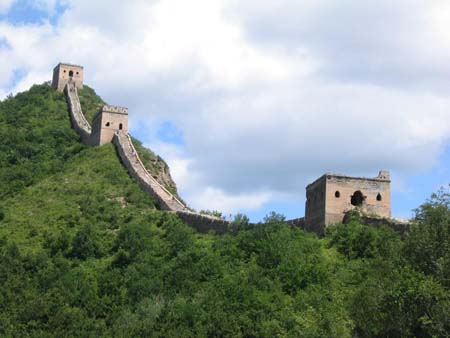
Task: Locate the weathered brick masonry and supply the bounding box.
[112,132,186,211]
[305,171,391,234]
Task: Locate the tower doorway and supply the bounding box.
[351,190,365,206]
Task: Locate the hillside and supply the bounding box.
[0,83,449,337]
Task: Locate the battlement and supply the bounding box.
[56,62,84,69]
[307,170,391,189]
[101,105,128,115]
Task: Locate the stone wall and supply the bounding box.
[305,175,327,233]
[175,211,230,234]
[112,132,187,211]
[65,81,92,144]
[286,217,305,229]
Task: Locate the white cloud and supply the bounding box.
[1,0,450,216]
[0,0,16,14]
[189,187,271,213]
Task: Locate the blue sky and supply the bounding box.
[1,0,449,222]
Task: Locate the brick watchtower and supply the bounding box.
[90,105,129,146]
[52,63,84,92]
[305,170,391,233]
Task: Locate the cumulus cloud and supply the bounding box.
[1,0,450,215]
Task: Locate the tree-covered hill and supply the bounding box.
[0,83,449,337]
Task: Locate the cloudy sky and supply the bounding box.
[1,0,449,221]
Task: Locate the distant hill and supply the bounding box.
[0,82,449,337]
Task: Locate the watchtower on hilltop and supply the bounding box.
[52,63,84,92]
[305,170,391,233]
[91,105,129,145]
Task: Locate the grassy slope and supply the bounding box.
[0,82,183,250]
[0,144,158,251]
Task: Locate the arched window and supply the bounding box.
[69,70,74,77]
[105,122,110,127]
[335,191,340,198]
[376,193,382,201]
[351,190,365,206]
[119,123,123,130]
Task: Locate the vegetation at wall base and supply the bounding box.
[0,84,449,337]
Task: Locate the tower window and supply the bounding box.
[119,123,123,130]
[351,190,365,206]
[376,193,382,201]
[105,122,110,127]
[335,191,340,198]
[69,70,74,77]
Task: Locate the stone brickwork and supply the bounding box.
[65,81,92,144]
[175,211,229,234]
[304,176,327,233]
[53,63,84,92]
[305,171,391,234]
[112,132,186,211]
[91,105,129,145]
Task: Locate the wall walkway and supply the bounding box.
[112,132,186,211]
[64,81,230,233]
[65,81,92,144]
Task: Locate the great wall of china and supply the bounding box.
[55,62,408,235]
[64,79,230,233]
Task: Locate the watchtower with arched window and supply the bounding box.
[52,63,84,92]
[90,105,128,145]
[305,171,391,234]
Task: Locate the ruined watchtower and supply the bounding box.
[90,105,128,145]
[52,63,84,92]
[305,170,391,233]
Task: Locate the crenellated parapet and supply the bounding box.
[101,105,128,114]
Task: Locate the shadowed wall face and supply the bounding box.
[305,175,327,234]
[52,63,84,92]
[305,171,391,233]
